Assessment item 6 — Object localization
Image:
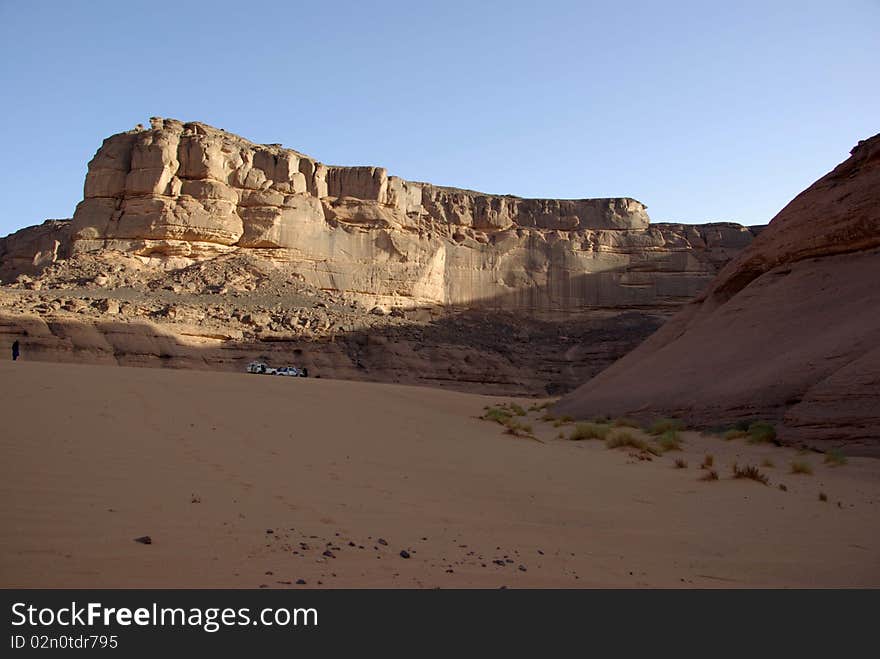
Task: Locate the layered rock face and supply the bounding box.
[555,134,880,454]
[61,118,755,309]
[0,118,760,396]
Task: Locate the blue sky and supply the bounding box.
[1,0,877,235]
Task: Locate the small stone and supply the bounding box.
[377,538,388,546]
[400,550,411,559]
[296,579,306,585]
[134,536,152,545]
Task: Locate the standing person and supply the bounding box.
[12,340,20,361]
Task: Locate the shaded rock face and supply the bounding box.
[0,220,71,282]
[555,134,880,454]
[54,118,756,310]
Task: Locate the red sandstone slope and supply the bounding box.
[555,134,880,454]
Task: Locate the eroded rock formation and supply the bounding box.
[55,118,755,309]
[0,118,759,395]
[555,134,880,453]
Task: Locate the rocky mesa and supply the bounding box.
[0,118,759,394]
[5,117,755,309]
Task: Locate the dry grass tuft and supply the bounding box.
[647,418,685,436]
[824,449,847,467]
[568,422,610,441]
[732,463,769,485]
[701,454,714,469]
[674,458,688,469]
[790,461,813,475]
[746,421,776,444]
[606,431,661,456]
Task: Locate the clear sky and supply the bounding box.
[1,0,877,236]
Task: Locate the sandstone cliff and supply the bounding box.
[53,117,754,310]
[0,118,759,395]
[555,134,880,453]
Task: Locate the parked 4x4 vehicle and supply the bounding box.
[246,362,309,377]
[275,366,309,377]
[246,361,276,375]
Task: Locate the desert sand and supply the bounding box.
[1,359,877,588]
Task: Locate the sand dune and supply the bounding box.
[1,360,878,588]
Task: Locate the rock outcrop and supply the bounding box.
[47,117,755,310]
[0,117,761,396]
[555,134,880,454]
[0,220,71,282]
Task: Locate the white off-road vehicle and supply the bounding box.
[275,366,309,377]
[246,361,277,375]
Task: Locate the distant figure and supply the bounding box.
[12,340,20,361]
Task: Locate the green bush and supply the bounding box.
[482,407,512,424]
[656,430,682,452]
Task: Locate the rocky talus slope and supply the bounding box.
[0,118,757,394]
[555,134,880,453]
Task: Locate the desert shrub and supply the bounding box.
[674,458,688,469]
[819,492,828,502]
[790,461,813,475]
[700,469,719,481]
[569,422,610,441]
[656,430,682,452]
[701,454,714,469]
[501,417,533,436]
[508,403,527,417]
[606,431,661,456]
[723,429,748,441]
[482,407,512,424]
[824,449,847,466]
[540,413,556,422]
[778,483,788,492]
[732,463,769,485]
[528,401,551,412]
[761,458,775,468]
[747,421,776,444]
[612,417,641,428]
[647,418,685,435]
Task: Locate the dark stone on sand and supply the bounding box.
[134,536,152,545]
[400,550,411,559]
